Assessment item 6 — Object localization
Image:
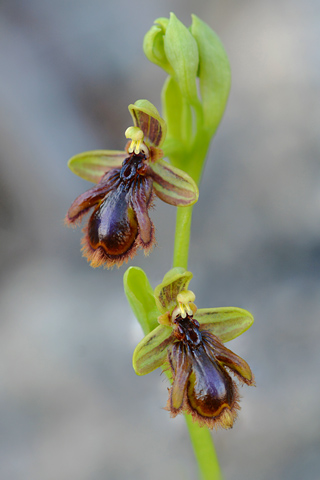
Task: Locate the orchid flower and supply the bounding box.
[66,100,198,268]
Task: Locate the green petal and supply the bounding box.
[164,13,200,106]
[191,15,231,135]
[154,268,193,314]
[68,150,126,183]
[123,267,159,335]
[128,100,167,148]
[148,159,199,206]
[133,325,173,375]
[195,307,254,343]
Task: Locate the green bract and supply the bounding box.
[164,13,200,107]
[191,14,231,134]
[123,267,159,335]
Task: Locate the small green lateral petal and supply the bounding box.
[148,159,199,206]
[128,100,167,147]
[154,269,193,314]
[68,150,126,183]
[123,267,159,335]
[195,307,254,343]
[133,325,173,375]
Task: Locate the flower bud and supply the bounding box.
[144,14,200,106]
[143,17,173,75]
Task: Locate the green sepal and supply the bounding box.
[154,268,193,314]
[162,267,186,283]
[68,150,126,183]
[123,267,159,335]
[191,15,231,134]
[148,159,199,206]
[194,307,254,343]
[164,13,200,106]
[128,100,167,148]
[133,324,174,375]
[143,18,173,76]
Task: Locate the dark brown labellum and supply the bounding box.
[187,344,236,419]
[88,183,138,256]
[166,313,253,428]
[79,156,155,267]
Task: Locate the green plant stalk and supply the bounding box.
[185,414,223,480]
[173,205,193,269]
[173,129,210,269]
[172,135,223,480]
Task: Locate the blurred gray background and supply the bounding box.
[0,0,319,479]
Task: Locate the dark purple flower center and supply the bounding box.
[120,152,148,184]
[173,314,202,348]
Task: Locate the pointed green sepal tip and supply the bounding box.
[133,324,173,375]
[68,150,126,183]
[123,267,159,335]
[195,307,254,343]
[154,268,193,314]
[163,267,186,282]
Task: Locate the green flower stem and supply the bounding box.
[172,129,211,270]
[173,205,193,269]
[185,414,223,480]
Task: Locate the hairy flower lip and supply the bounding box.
[78,165,155,269]
[66,101,199,268]
[166,315,254,429]
[167,339,240,429]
